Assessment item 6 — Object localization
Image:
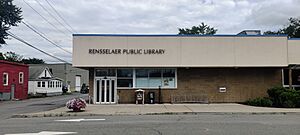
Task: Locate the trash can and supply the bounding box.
[148,92,155,104]
[135,89,145,104]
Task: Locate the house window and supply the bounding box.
[48,81,51,88]
[3,73,8,86]
[117,69,133,88]
[19,72,24,84]
[42,81,45,87]
[56,81,58,87]
[44,70,47,77]
[37,82,41,87]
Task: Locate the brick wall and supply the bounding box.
[89,67,282,103]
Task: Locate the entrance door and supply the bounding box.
[10,84,15,100]
[94,78,117,104]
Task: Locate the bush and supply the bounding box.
[245,97,273,107]
[267,87,300,108]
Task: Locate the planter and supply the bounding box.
[66,98,87,112]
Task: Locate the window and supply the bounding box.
[283,69,300,86]
[19,72,24,84]
[134,68,176,88]
[44,70,47,77]
[42,81,45,87]
[37,82,41,87]
[3,73,8,86]
[56,81,58,87]
[117,69,133,87]
[136,69,149,87]
[95,69,116,77]
[148,69,162,87]
[162,69,176,88]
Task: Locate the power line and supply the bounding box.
[22,0,71,37]
[7,31,70,63]
[34,0,73,34]
[45,0,77,33]
[22,21,72,54]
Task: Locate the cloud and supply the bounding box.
[1,0,299,63]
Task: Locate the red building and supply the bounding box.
[0,60,28,100]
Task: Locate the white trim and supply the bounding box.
[3,72,8,86]
[19,72,24,84]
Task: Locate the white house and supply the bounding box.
[28,66,63,96]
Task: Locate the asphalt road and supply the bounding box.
[0,93,87,121]
[0,114,299,135]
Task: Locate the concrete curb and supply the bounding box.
[11,111,300,118]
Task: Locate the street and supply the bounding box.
[0,114,299,135]
[0,93,87,121]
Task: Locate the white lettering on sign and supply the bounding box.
[88,49,165,55]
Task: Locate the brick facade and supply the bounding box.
[89,67,282,104]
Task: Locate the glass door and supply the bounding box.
[95,78,116,104]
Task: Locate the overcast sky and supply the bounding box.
[1,0,300,63]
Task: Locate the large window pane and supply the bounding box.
[117,69,133,77]
[162,78,175,88]
[136,78,148,87]
[117,79,133,87]
[95,69,116,77]
[149,78,162,88]
[136,69,148,77]
[163,69,175,77]
[149,69,161,77]
[283,69,300,85]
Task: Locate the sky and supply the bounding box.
[1,0,300,63]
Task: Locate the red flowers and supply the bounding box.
[66,98,87,112]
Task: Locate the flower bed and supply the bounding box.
[66,98,87,112]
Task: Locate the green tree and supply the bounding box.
[22,58,45,64]
[178,22,217,35]
[264,17,300,38]
[2,51,23,62]
[0,0,22,45]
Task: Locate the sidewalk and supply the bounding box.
[13,103,300,118]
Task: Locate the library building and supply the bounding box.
[73,31,300,104]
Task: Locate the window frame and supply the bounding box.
[282,69,300,87]
[95,68,177,89]
[3,73,8,86]
[19,72,24,84]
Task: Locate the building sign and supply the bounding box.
[89,49,165,55]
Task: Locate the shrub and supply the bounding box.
[66,98,87,112]
[245,97,273,107]
[267,86,300,108]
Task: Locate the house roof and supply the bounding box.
[29,66,49,80]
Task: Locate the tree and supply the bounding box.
[0,0,23,45]
[0,51,45,64]
[264,17,300,38]
[22,58,45,64]
[178,22,217,35]
[2,51,23,62]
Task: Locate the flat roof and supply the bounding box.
[73,34,288,37]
